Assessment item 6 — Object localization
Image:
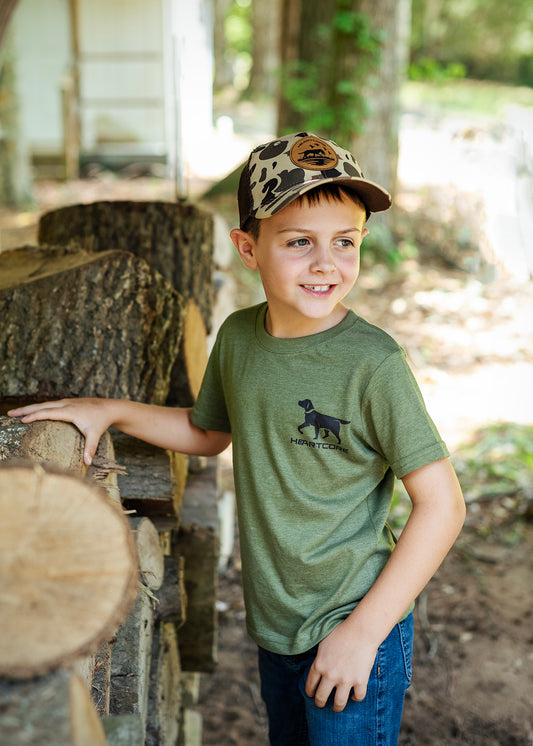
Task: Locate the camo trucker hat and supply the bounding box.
[238,132,392,228]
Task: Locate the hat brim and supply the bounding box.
[254,176,392,219]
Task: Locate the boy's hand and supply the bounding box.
[305,617,378,712]
[8,399,112,466]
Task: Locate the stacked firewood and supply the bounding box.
[0,201,224,746]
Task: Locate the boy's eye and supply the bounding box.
[288,238,310,248]
[336,238,354,248]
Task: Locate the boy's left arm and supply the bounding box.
[305,457,465,712]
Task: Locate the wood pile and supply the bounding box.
[0,200,226,746]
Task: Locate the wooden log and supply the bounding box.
[146,622,182,746]
[87,429,123,505]
[91,642,112,717]
[109,587,154,730]
[167,299,208,408]
[129,517,164,591]
[154,555,187,627]
[0,669,107,746]
[0,417,85,473]
[177,709,203,746]
[112,431,188,526]
[101,715,145,746]
[37,200,215,332]
[175,457,219,673]
[0,462,138,679]
[0,245,185,404]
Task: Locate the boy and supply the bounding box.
[10,133,465,745]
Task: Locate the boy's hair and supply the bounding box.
[243,183,368,240]
[237,132,391,231]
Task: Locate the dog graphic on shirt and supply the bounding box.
[297,399,351,444]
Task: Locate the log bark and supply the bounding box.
[167,299,208,408]
[146,622,182,746]
[101,715,145,746]
[0,462,138,678]
[154,555,187,627]
[37,200,215,332]
[91,642,112,717]
[0,669,107,746]
[109,587,154,729]
[113,431,188,525]
[129,517,164,592]
[0,245,185,404]
[175,458,219,673]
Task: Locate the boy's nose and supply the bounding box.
[310,245,336,273]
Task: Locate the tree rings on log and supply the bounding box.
[0,462,138,678]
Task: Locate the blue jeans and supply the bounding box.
[258,613,413,746]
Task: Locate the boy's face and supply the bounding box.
[231,192,369,338]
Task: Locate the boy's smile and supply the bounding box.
[231,192,368,338]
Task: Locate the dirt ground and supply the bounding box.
[0,106,531,745]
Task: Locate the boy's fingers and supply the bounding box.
[351,683,367,702]
[304,667,320,698]
[312,678,334,709]
[333,684,352,712]
[80,429,101,466]
[8,400,68,417]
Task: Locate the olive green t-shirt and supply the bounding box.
[191,303,448,654]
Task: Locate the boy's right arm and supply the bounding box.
[8,398,231,465]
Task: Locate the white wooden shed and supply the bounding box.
[7,0,214,180]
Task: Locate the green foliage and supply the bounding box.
[410,0,533,86]
[408,58,466,83]
[222,0,253,90]
[279,4,384,142]
[360,224,418,269]
[453,423,533,504]
[389,422,533,535]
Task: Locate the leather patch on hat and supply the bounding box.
[289,136,338,170]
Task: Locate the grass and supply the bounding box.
[401,79,533,119]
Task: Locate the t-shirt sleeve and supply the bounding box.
[361,349,449,478]
[190,330,231,433]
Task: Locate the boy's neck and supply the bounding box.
[264,303,350,339]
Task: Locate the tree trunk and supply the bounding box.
[37,200,215,332]
[276,0,412,233]
[213,0,234,91]
[351,0,412,232]
[0,669,108,746]
[0,461,138,679]
[0,33,32,206]
[0,246,185,405]
[0,0,18,50]
[247,0,282,98]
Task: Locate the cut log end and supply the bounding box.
[0,462,138,679]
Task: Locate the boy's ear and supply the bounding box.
[230,228,258,269]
